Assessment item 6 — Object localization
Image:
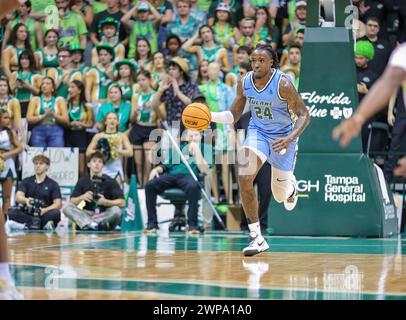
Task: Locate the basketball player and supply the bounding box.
[333,43,406,177]
[0,0,24,300]
[210,44,310,256]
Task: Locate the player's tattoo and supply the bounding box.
[278,76,310,141]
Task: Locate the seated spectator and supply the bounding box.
[0,110,23,218]
[63,151,125,231]
[144,128,210,234]
[280,45,301,89]
[10,155,62,230]
[26,77,69,147]
[87,112,132,183]
[150,57,199,133]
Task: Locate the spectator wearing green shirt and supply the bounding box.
[2,0,43,52]
[55,0,87,49]
[96,83,131,133]
[122,1,161,58]
[144,128,211,234]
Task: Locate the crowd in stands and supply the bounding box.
[0,0,404,233]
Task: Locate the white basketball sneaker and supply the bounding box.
[0,280,23,300]
[284,175,298,211]
[242,232,269,256]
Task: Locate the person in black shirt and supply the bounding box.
[63,151,125,231]
[90,0,128,46]
[9,154,62,229]
[359,17,393,77]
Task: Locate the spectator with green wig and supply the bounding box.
[354,40,379,152]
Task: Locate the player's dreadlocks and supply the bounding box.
[254,43,280,69]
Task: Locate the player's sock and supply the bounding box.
[0,263,12,283]
[248,222,261,237]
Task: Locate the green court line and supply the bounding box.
[32,233,406,255]
[10,264,406,300]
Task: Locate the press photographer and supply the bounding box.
[9,155,62,230]
[63,151,125,231]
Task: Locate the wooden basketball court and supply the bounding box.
[7,230,406,300]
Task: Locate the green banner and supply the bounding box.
[121,175,144,232]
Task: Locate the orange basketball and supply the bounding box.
[182,103,211,131]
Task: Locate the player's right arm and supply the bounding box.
[211,78,246,124]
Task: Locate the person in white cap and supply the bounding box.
[282,0,307,47]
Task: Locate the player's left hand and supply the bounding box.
[394,156,406,177]
[271,136,294,153]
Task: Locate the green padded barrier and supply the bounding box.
[267,0,398,237]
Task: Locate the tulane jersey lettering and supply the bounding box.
[243,70,294,134]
